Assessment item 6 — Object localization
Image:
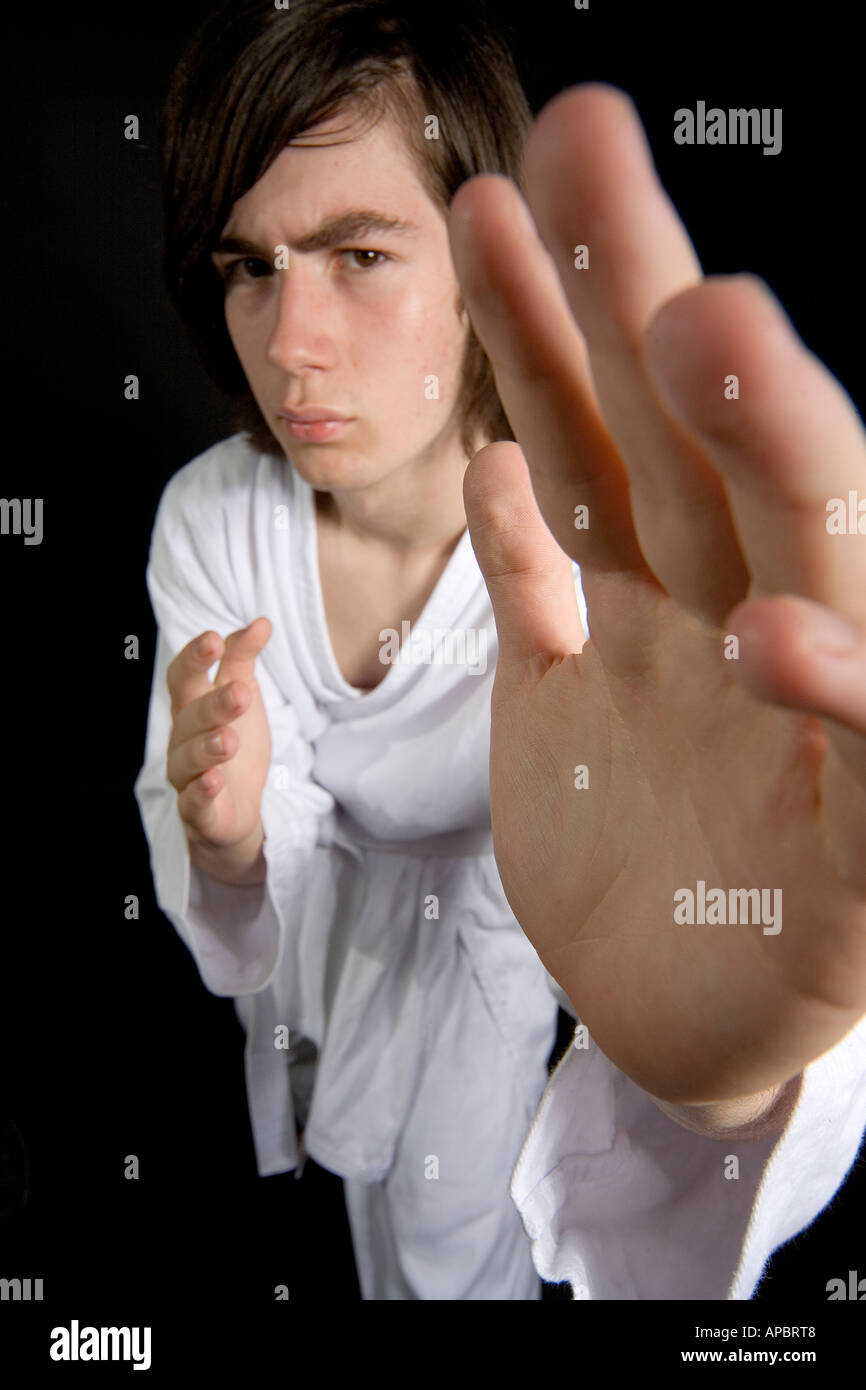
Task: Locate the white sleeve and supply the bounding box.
[510,1014,866,1300]
[133,471,335,1000]
[544,970,579,1019]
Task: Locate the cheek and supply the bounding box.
[224,301,257,365]
[374,286,466,387]
[223,303,278,407]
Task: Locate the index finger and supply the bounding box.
[166,629,224,721]
[447,165,650,588]
[213,615,272,687]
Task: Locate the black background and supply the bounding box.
[1,0,864,1360]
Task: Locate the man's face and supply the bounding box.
[211,105,474,495]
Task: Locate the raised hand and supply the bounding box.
[166,617,273,885]
[447,84,866,1108]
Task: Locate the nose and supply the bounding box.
[266,256,336,373]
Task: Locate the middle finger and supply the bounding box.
[168,682,246,754]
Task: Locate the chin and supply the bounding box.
[281,447,381,492]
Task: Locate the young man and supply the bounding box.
[135,0,866,1300]
[136,0,569,1301]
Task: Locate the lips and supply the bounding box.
[281,415,353,443]
[278,407,352,423]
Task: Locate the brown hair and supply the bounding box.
[158,0,533,460]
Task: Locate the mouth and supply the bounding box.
[280,416,354,443]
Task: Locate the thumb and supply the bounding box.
[463,443,586,687]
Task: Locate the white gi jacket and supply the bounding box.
[134,433,866,1300]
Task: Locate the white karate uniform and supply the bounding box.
[134,432,866,1301]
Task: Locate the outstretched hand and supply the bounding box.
[447,84,866,1109]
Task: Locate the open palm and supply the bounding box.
[448,84,866,1107]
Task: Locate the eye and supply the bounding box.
[340,248,389,271]
[216,249,390,283]
[219,257,271,283]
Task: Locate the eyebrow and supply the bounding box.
[211,210,422,259]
